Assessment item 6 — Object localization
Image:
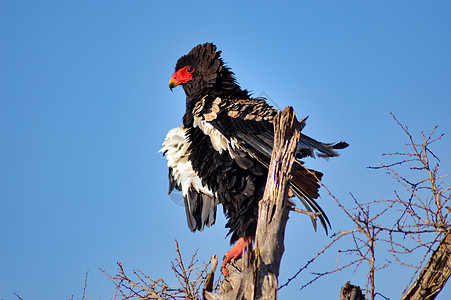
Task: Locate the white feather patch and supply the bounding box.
[160,126,214,197]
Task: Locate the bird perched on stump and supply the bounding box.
[161,43,348,276]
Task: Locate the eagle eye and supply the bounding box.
[186,66,194,73]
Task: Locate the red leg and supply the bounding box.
[221,237,251,276]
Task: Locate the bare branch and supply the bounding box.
[101,240,211,299]
[282,113,450,299]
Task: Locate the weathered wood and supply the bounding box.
[203,255,218,297]
[339,282,366,300]
[254,106,301,299]
[401,231,451,300]
[204,106,301,300]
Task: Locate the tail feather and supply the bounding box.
[298,134,349,158]
[290,161,330,233]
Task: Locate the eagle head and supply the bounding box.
[169,43,246,99]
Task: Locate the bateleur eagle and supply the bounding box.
[161,43,348,275]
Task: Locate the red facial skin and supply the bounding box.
[169,66,194,89]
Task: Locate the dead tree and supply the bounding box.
[204,106,302,299]
[101,111,450,300]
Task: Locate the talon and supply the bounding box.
[221,237,251,276]
[222,265,230,277]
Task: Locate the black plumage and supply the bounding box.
[163,43,348,245]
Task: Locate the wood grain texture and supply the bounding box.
[204,106,301,300]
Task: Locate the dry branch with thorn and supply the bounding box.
[101,240,213,299]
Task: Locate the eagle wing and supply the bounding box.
[160,126,218,232]
[191,96,348,232]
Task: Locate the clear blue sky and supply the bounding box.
[1,1,450,299]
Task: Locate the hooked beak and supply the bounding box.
[169,77,180,91]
